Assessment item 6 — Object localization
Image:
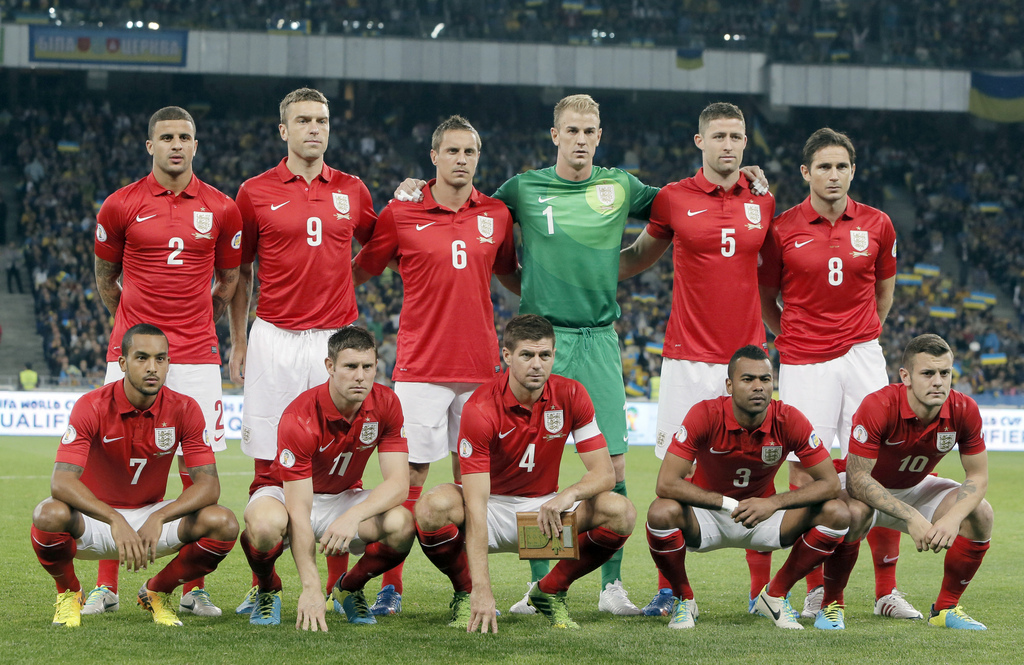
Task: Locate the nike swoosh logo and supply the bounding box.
[687,209,707,216]
[415,223,436,231]
[960,579,971,585]
[270,201,290,210]
[883,555,899,564]
[135,214,156,222]
[709,447,729,454]
[884,440,905,446]
[214,435,225,442]
[795,240,813,248]
[761,594,782,621]
[498,428,515,439]
[102,435,123,443]
[319,438,336,452]
[538,196,558,203]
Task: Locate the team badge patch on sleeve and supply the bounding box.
[853,425,868,443]
[544,410,564,434]
[936,431,956,453]
[809,431,824,449]
[231,230,242,250]
[674,425,687,443]
[60,425,77,445]
[154,427,176,451]
[459,438,473,458]
[279,449,296,468]
[95,224,107,242]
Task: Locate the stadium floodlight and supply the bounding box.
[148,22,159,30]
[277,19,285,28]
[126,21,133,29]
[55,19,61,25]
[353,20,360,28]
[431,22,445,38]
[48,7,55,16]
[723,34,731,41]
[290,21,300,29]
[135,21,143,28]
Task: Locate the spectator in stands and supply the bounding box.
[20,362,38,390]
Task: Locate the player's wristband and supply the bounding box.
[720,496,739,513]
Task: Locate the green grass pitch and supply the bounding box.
[1,435,1021,664]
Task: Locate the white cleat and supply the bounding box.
[598,580,642,615]
[509,582,538,615]
[874,589,923,619]
[81,585,119,615]
[800,585,824,619]
[179,589,223,617]
[753,585,804,630]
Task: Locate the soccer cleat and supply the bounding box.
[643,588,677,617]
[598,580,642,615]
[179,588,222,617]
[137,585,183,626]
[528,586,580,629]
[509,582,538,615]
[800,585,824,619]
[331,575,376,625]
[249,590,282,626]
[667,597,695,630]
[814,601,846,630]
[874,589,923,619]
[81,585,119,615]
[369,584,402,616]
[52,590,83,627]
[236,586,259,615]
[448,591,472,629]
[748,595,760,615]
[928,604,986,630]
[753,585,803,630]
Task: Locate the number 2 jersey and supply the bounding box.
[95,173,242,364]
[849,383,985,489]
[457,370,607,497]
[668,396,830,500]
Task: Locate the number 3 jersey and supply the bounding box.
[355,182,516,383]
[95,173,242,364]
[849,383,985,489]
[457,370,607,497]
[55,381,212,509]
[668,396,830,499]
[274,381,407,494]
[236,159,377,330]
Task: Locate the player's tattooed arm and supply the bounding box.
[846,454,916,522]
[187,463,219,481]
[212,266,239,323]
[94,256,123,315]
[53,461,85,477]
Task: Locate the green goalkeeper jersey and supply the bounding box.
[493,165,658,328]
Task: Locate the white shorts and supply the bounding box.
[485,494,581,554]
[780,339,887,461]
[75,499,183,560]
[689,505,786,553]
[105,361,225,453]
[395,382,480,465]
[248,485,372,554]
[867,475,960,532]
[241,318,335,460]
[654,359,729,460]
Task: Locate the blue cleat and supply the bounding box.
[331,574,376,625]
[236,586,259,615]
[814,602,845,630]
[667,597,695,630]
[928,605,986,630]
[370,584,402,616]
[249,590,282,626]
[643,588,676,617]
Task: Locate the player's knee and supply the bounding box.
[197,505,239,541]
[414,484,461,531]
[601,492,636,533]
[244,518,287,551]
[646,497,683,530]
[965,499,994,539]
[382,506,416,551]
[844,500,873,539]
[32,497,73,532]
[817,498,851,531]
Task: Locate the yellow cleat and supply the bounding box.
[52,589,83,627]
[137,585,183,626]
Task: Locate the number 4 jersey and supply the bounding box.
[96,173,242,364]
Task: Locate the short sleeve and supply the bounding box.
[758,222,783,289]
[214,194,243,270]
[376,390,408,454]
[236,182,259,265]
[94,192,127,264]
[625,171,658,221]
[955,396,986,456]
[54,398,100,468]
[276,411,316,481]
[849,391,889,460]
[645,188,675,241]
[492,176,520,220]
[354,205,399,276]
[179,397,216,469]
[456,401,494,476]
[875,213,898,281]
[352,180,378,247]
[667,401,709,462]
[491,206,518,276]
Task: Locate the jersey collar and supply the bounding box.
[799,195,859,225]
[113,379,165,415]
[317,381,375,423]
[500,369,551,411]
[274,157,332,184]
[897,383,952,421]
[723,396,775,434]
[694,168,751,196]
[421,179,482,212]
[145,172,200,198]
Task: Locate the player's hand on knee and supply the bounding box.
[320,514,360,556]
[734,497,774,527]
[925,516,959,553]
[907,512,933,552]
[468,589,498,634]
[296,589,329,632]
[112,517,146,571]
[137,515,163,564]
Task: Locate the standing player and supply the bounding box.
[414,315,636,632]
[353,115,518,614]
[31,324,238,628]
[618,102,775,615]
[819,334,992,630]
[238,327,414,628]
[228,88,377,616]
[91,107,242,617]
[758,128,912,619]
[646,345,849,630]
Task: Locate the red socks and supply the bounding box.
[418,523,471,593]
[147,538,235,594]
[768,527,843,598]
[822,538,862,607]
[935,536,990,610]
[325,553,350,595]
[647,526,693,600]
[340,543,409,591]
[96,559,119,592]
[539,527,628,595]
[380,485,421,594]
[239,531,284,592]
[745,549,772,599]
[867,526,901,599]
[31,526,80,593]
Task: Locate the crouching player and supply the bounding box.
[415,315,636,632]
[821,333,992,630]
[238,326,414,629]
[31,324,238,628]
[646,345,850,630]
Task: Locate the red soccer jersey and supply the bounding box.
[457,371,607,497]
[274,382,407,494]
[760,197,897,364]
[355,183,516,383]
[668,396,830,499]
[95,173,242,364]
[55,381,213,509]
[849,384,985,489]
[237,159,376,330]
[647,170,774,363]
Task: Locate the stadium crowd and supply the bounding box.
[2,0,1020,69]
[5,93,1023,399]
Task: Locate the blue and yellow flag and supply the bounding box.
[676,48,704,70]
[969,72,1024,123]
